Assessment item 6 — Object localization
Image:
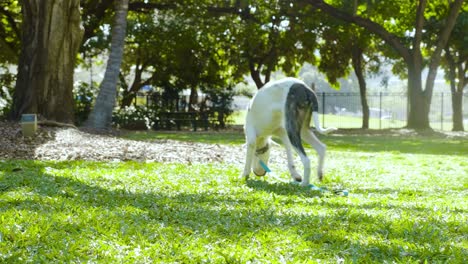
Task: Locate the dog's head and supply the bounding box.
[252,142,271,176]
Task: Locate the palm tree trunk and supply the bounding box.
[85,0,129,129]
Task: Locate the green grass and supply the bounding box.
[228,110,404,129]
[122,130,245,145]
[229,110,459,131]
[319,114,407,130]
[1,133,467,263]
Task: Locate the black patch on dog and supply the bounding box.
[285,83,318,155]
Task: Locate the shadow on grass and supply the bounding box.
[0,160,465,262]
[246,179,324,197]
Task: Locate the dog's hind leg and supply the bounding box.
[301,128,326,181]
[279,132,302,182]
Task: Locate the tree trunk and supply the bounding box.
[406,6,432,130]
[406,60,431,130]
[445,47,465,131]
[351,46,369,129]
[452,62,465,131]
[9,0,83,123]
[85,0,129,129]
[249,61,265,89]
[120,64,154,108]
[451,91,464,131]
[121,70,142,108]
[189,86,198,111]
[119,72,132,107]
[121,89,135,108]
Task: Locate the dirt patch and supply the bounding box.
[0,122,251,164]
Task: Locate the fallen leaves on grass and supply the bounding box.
[0,121,246,164]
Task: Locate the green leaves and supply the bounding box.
[0,0,21,64]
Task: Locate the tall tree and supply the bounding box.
[211,1,318,89]
[440,11,467,131]
[9,0,83,123]
[302,0,464,130]
[445,48,467,131]
[317,16,380,129]
[351,46,370,129]
[118,12,157,108]
[85,0,129,129]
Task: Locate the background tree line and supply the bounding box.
[0,0,466,130]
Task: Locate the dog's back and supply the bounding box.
[245,78,314,137]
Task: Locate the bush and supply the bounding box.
[0,86,12,119]
[0,68,15,119]
[112,105,156,130]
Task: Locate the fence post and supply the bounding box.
[322,92,325,127]
[379,92,382,130]
[441,92,444,131]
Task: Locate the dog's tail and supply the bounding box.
[306,84,336,135]
[312,111,337,135]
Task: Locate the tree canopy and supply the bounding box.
[1,0,466,130]
[301,0,465,129]
[0,1,20,64]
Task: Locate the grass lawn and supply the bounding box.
[228,110,406,129]
[1,132,467,263]
[123,130,245,145]
[228,110,459,131]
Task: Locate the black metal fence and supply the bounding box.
[316,92,468,131]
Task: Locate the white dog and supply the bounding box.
[242,77,336,186]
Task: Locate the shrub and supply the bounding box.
[112,105,156,129]
[0,68,15,119]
